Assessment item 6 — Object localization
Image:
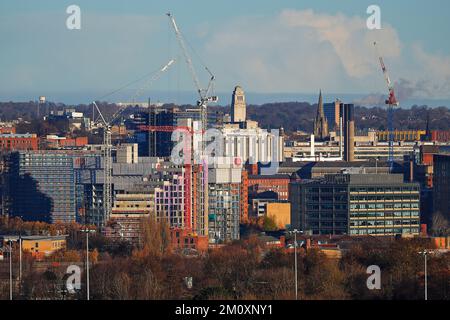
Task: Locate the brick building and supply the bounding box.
[0,133,38,151]
[248,174,290,200]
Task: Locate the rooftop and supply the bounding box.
[0,235,68,241]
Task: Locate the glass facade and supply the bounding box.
[290,174,421,236]
[208,183,241,243]
[348,185,420,235]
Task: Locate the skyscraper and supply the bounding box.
[231,85,246,123]
[313,90,329,140]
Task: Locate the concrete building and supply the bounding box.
[342,103,355,162]
[285,137,416,162]
[377,130,426,142]
[278,160,403,179]
[231,85,246,123]
[116,143,138,164]
[208,161,242,243]
[221,126,284,165]
[290,173,420,236]
[6,150,100,223]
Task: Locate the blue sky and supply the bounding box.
[1,0,450,105]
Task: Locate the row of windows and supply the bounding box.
[307,222,348,227]
[156,198,183,204]
[306,196,348,202]
[350,211,419,217]
[306,204,348,210]
[307,188,347,193]
[350,203,419,210]
[350,196,419,202]
[156,205,184,211]
[350,219,419,227]
[350,187,419,193]
[350,228,419,235]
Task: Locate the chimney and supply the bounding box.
[310,134,315,157]
[343,104,355,162]
[409,158,414,182]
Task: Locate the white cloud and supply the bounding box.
[410,44,450,98]
[279,9,401,78]
[2,8,450,102]
[204,9,402,94]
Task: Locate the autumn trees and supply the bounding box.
[1,216,449,300]
[341,237,450,300]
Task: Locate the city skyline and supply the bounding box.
[0,1,449,305]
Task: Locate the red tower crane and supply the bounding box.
[374,41,399,168]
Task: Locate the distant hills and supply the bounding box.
[1,101,450,134]
[212,103,450,133]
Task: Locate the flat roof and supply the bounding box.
[0,235,67,241]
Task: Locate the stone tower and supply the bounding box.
[313,90,329,140]
[231,86,246,123]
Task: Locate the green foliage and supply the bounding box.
[262,215,278,231]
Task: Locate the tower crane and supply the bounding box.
[167,13,216,235]
[167,12,218,143]
[91,59,175,227]
[374,41,399,170]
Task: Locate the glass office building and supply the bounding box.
[290,173,420,236]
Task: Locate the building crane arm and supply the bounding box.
[167,12,217,143]
[92,101,109,127]
[92,59,176,128]
[167,13,203,100]
[374,42,399,106]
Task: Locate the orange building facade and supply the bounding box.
[240,170,249,222]
[1,235,67,260]
[46,136,88,148]
[0,134,39,151]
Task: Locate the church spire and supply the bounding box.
[313,90,329,140]
[318,89,324,117]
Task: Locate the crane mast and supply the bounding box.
[167,13,216,236]
[374,41,399,169]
